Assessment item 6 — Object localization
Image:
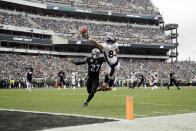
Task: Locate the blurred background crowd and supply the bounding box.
[0,53,195,88]
[0,9,167,45]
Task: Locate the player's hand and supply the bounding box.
[82,33,89,39]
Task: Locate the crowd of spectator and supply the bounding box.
[0,8,167,45]
[37,0,161,17]
[31,17,164,40]
[0,53,196,88]
[0,11,33,28]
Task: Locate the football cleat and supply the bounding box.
[100,85,111,91]
[83,102,88,108]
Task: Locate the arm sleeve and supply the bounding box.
[101,43,108,52]
[75,57,88,65]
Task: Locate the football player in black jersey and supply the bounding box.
[68,48,105,107]
[25,65,33,92]
[58,69,65,90]
[167,70,180,90]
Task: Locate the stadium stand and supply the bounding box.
[0,53,196,89]
[0,9,167,45]
[0,0,186,88]
[25,0,161,17]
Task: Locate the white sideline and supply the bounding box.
[42,113,196,131]
[0,108,122,120]
[1,108,196,131]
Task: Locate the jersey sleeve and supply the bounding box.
[115,43,119,48]
[101,57,106,62]
[75,57,88,65]
[101,43,109,52]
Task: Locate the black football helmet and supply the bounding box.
[91,48,100,59]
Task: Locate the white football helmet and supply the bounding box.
[105,35,117,44]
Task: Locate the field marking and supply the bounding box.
[0,108,123,121]
[41,112,196,131]
[136,102,196,108]
[0,96,9,98]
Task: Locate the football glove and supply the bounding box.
[82,33,89,39]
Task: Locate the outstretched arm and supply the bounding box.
[68,58,87,65]
[115,48,119,54]
[82,34,103,50]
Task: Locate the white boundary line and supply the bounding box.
[0,108,123,121]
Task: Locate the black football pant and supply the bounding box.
[59,79,65,87]
[167,79,180,89]
[86,78,99,103]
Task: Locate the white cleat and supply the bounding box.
[113,87,117,91]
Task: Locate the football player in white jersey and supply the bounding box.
[150,72,158,90]
[83,34,120,91]
[152,73,159,90]
[72,71,77,89]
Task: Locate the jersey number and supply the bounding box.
[108,50,116,58]
[91,64,100,72]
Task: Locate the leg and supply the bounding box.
[104,75,109,85]
[72,79,76,89]
[173,79,180,89]
[108,63,120,88]
[58,79,62,90]
[167,80,171,90]
[98,75,111,91]
[84,79,99,107]
[86,79,92,94]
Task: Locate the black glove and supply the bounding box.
[82,33,89,39]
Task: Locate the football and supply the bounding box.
[80,26,88,34]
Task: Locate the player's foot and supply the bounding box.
[96,88,106,91]
[100,85,111,91]
[83,102,88,108]
[167,87,169,90]
[112,87,117,91]
[26,88,31,92]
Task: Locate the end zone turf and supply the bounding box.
[0,109,117,131]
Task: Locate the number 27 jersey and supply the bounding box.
[101,42,118,65]
[86,57,105,79]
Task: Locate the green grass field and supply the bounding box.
[0,87,196,119]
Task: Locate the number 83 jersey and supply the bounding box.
[101,42,118,65]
